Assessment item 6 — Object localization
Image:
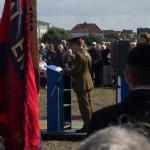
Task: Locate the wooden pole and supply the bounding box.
[29,0,39,71]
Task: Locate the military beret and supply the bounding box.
[127,44,150,69]
[68,36,85,43]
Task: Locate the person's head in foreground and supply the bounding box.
[79,126,150,150]
[124,44,150,90]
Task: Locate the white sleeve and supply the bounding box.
[39,61,47,71]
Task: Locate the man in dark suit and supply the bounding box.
[64,36,94,132]
[88,42,100,87]
[88,44,150,135]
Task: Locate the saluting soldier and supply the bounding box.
[64,36,94,132]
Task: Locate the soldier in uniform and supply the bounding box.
[64,36,94,132]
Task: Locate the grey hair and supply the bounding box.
[58,44,64,50]
[78,126,150,150]
[61,40,67,45]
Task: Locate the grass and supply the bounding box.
[39,87,116,150]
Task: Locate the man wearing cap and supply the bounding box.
[64,36,94,132]
[88,44,150,135]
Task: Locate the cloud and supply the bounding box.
[37,0,150,30]
[0,0,150,30]
[37,0,149,16]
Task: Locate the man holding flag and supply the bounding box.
[0,0,40,149]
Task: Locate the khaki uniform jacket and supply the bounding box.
[65,48,93,92]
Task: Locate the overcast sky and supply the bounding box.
[0,0,150,31]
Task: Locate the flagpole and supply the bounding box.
[29,0,39,72]
[29,0,40,93]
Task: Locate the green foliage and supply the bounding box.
[42,27,71,47]
[85,34,117,46]
[104,33,120,41]
[41,27,118,48]
[85,34,103,46]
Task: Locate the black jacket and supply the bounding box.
[101,48,111,65]
[88,89,150,135]
[88,48,100,66]
[45,50,56,65]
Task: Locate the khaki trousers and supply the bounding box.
[76,91,93,129]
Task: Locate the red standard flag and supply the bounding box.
[29,0,40,93]
[0,0,40,149]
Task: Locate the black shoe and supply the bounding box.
[76,128,87,133]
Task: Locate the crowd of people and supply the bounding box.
[39,39,113,88]
[38,32,150,149]
[39,40,74,68]
[39,40,74,88]
[78,33,150,149]
[39,32,150,88]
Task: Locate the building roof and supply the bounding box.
[71,22,102,33]
[137,28,150,35]
[103,30,121,36]
[37,20,50,25]
[121,29,133,34]
[103,30,121,33]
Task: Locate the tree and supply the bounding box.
[85,34,103,46]
[42,27,71,47]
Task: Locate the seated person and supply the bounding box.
[79,126,150,150]
[88,44,150,135]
